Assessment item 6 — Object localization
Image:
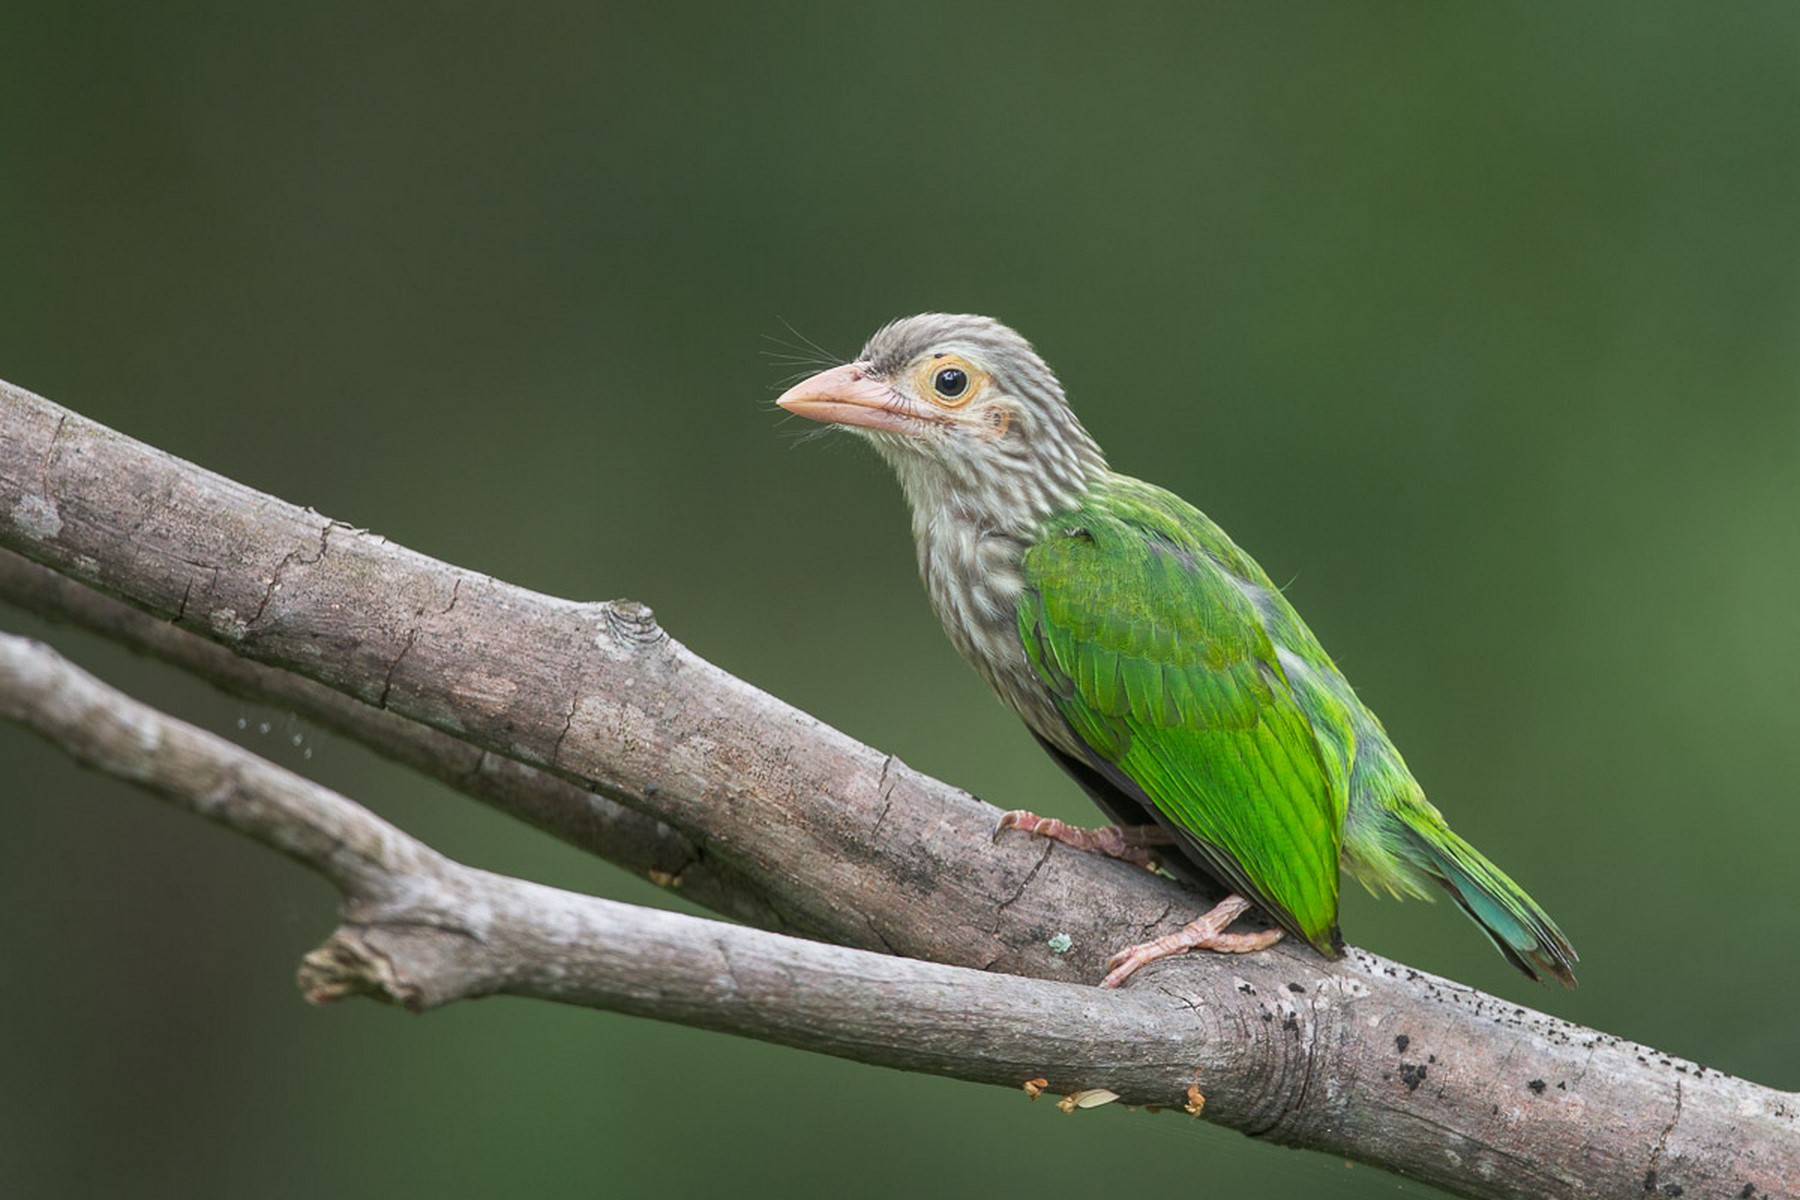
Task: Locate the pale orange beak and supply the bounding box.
[776,362,927,437]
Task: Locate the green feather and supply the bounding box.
[1016,477,1576,984]
[1018,482,1346,954]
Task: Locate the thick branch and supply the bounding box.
[3,378,1796,1200]
[0,547,783,928]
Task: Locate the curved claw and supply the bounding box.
[992,808,1029,844]
[994,808,1057,845]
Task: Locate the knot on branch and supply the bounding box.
[299,928,423,1012]
[603,599,665,647]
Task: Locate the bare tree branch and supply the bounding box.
[2,377,1796,1200]
[0,546,784,928]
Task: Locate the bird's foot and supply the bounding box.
[1099,894,1284,988]
[992,809,1169,870]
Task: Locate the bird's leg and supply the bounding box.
[993,809,1172,871]
[1099,894,1284,989]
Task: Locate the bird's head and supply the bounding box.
[777,314,1106,527]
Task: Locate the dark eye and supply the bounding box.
[932,367,969,399]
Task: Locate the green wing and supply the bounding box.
[1018,490,1345,952]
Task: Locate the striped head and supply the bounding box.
[777,314,1106,531]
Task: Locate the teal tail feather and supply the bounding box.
[1401,821,1579,988]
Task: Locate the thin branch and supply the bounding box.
[0,630,424,897]
[3,378,1797,1200]
[0,630,1217,1098]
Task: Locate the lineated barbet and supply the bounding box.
[777,314,1576,988]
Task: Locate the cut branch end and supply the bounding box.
[299,929,422,1012]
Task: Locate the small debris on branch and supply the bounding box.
[1058,1089,1120,1113]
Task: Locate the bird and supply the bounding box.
[776,314,1576,989]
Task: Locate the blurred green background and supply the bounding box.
[4,4,1798,1197]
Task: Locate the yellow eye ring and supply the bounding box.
[915,354,984,408]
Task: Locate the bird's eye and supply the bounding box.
[932,367,969,400]
[914,354,982,409]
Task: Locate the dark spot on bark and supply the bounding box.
[1662,1186,1684,1197]
[1399,1063,1427,1092]
[1556,1081,1566,1090]
[1739,1184,1758,1198]
[1261,1012,1273,1022]
[1238,982,1255,994]
[1282,1014,1299,1032]
[1427,1054,1436,1064]
[1528,1079,1546,1095]
[1395,1035,1410,1053]
[1286,982,1304,993]
[1644,1170,1657,1192]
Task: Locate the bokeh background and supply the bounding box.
[4,5,1798,1197]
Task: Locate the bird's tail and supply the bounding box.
[1396,816,1579,988]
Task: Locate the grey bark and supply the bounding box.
[0,631,1277,1098]
[1,377,1795,1200]
[0,546,778,927]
